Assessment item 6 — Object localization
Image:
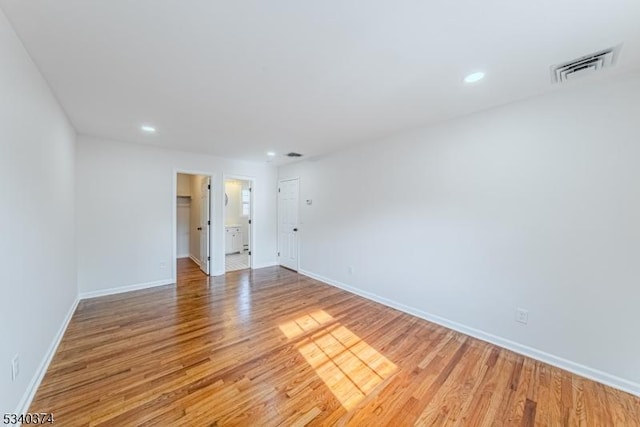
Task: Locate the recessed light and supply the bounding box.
[141,125,156,133]
[464,72,485,83]
[267,151,276,157]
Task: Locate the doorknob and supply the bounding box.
[197,227,202,230]
[293,228,298,232]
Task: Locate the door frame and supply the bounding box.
[172,169,215,283]
[277,177,300,271]
[222,174,256,271]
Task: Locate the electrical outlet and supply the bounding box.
[348,266,354,275]
[11,355,19,381]
[516,308,529,324]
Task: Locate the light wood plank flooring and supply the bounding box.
[29,259,640,425]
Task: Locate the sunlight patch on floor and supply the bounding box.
[279,309,334,338]
[280,310,397,410]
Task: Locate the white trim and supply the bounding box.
[189,254,201,266]
[14,297,80,417]
[177,254,190,259]
[79,279,174,300]
[299,269,640,398]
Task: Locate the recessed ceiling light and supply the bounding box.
[464,72,485,83]
[141,125,156,133]
[267,151,276,157]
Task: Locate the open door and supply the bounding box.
[278,178,299,271]
[200,177,211,274]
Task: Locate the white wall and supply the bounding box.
[0,8,77,414]
[279,74,640,395]
[76,136,278,294]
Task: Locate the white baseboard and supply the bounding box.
[189,255,201,266]
[177,254,190,259]
[79,278,174,300]
[14,296,80,417]
[299,269,640,398]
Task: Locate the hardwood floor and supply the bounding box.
[30,259,639,426]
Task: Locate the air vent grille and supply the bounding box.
[551,46,621,84]
[286,152,303,157]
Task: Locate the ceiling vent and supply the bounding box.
[551,45,621,83]
[286,152,303,157]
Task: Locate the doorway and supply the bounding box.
[224,178,253,272]
[278,178,299,271]
[176,172,212,279]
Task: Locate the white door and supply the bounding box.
[278,178,299,271]
[200,177,210,274]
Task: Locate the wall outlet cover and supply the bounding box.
[516,308,529,324]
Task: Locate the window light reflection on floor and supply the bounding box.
[279,310,397,410]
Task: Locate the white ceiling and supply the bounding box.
[2,0,639,163]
